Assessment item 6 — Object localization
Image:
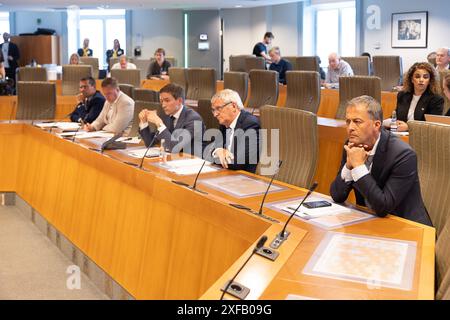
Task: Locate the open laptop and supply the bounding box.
[425,114,450,125]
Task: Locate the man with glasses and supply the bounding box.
[69,77,105,124]
[210,89,260,173]
[138,83,205,156]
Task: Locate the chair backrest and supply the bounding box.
[197,99,220,130]
[133,59,152,80]
[168,67,188,92]
[296,56,320,72]
[118,84,134,99]
[111,69,141,88]
[409,120,450,237]
[133,88,159,103]
[80,57,99,78]
[245,57,266,73]
[17,67,48,82]
[229,55,254,72]
[341,56,370,76]
[283,56,300,70]
[336,76,382,119]
[223,71,249,103]
[436,218,450,300]
[259,105,318,187]
[130,101,163,137]
[16,81,56,120]
[285,71,321,113]
[247,70,279,109]
[439,70,450,116]
[373,55,403,91]
[62,65,93,96]
[109,57,134,70]
[186,68,216,100]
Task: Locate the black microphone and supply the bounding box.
[257,160,283,215]
[135,133,159,169]
[70,122,82,142]
[271,182,318,249]
[100,133,124,153]
[220,235,267,300]
[31,106,56,125]
[172,159,208,194]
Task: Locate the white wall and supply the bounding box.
[13,11,64,36]
[129,9,184,67]
[362,0,450,71]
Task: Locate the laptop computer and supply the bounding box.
[425,114,450,125]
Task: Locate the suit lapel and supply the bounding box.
[414,91,430,120]
[175,106,187,129]
[371,129,389,181]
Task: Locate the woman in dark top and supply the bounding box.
[147,48,171,80]
[106,39,124,69]
[443,73,450,116]
[395,62,444,131]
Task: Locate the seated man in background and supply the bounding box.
[324,52,354,88]
[268,47,292,85]
[435,47,450,72]
[70,77,105,124]
[209,89,260,173]
[147,48,171,80]
[330,95,432,226]
[111,56,137,70]
[84,77,134,135]
[77,38,93,57]
[443,73,450,117]
[139,83,205,157]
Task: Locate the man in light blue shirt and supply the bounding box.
[324,52,354,88]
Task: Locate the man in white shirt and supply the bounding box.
[324,52,354,88]
[330,95,432,226]
[84,77,134,135]
[111,56,137,70]
[435,47,450,72]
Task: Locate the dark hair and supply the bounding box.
[101,77,119,89]
[264,32,274,39]
[80,76,96,88]
[403,62,439,95]
[160,83,185,101]
[154,48,166,56]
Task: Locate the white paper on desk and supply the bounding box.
[273,196,351,219]
[127,147,160,158]
[168,165,218,176]
[35,122,57,128]
[76,131,115,139]
[56,122,80,131]
[57,131,85,137]
[116,137,142,144]
[162,158,208,168]
[158,158,219,175]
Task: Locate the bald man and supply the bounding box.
[324,52,354,89]
[435,47,450,72]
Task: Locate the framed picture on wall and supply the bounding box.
[392,11,428,48]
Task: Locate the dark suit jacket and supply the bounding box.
[209,110,260,174]
[0,41,20,70]
[139,106,206,157]
[69,91,105,123]
[330,129,432,226]
[77,48,93,57]
[396,90,444,121]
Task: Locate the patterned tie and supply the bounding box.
[168,116,176,132]
[365,154,374,171]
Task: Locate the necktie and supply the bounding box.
[365,155,374,171]
[225,128,233,152]
[168,116,175,132]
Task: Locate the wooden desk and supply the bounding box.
[0,123,434,299]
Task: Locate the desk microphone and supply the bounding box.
[31,106,56,126]
[172,159,208,194]
[257,160,283,215]
[100,133,124,153]
[131,133,159,169]
[270,181,318,249]
[220,235,267,300]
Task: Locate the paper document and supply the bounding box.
[116,137,142,144]
[35,122,57,128]
[76,131,115,139]
[127,147,160,158]
[270,196,351,219]
[156,158,219,176]
[56,122,80,131]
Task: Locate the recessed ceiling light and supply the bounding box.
[235,5,243,8]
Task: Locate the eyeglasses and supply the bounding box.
[211,102,232,115]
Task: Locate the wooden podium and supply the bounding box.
[11,35,60,67]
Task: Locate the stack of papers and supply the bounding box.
[158,158,219,176]
[116,137,142,144]
[57,131,114,139]
[35,122,80,131]
[127,147,161,158]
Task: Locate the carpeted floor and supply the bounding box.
[0,205,108,300]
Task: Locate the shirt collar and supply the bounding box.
[228,111,241,129]
[368,133,381,157]
[109,91,122,105]
[172,105,184,120]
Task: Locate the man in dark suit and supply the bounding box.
[69,77,105,123]
[209,89,260,173]
[0,32,20,81]
[139,83,205,157]
[330,95,432,226]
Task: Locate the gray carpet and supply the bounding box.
[0,205,109,300]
